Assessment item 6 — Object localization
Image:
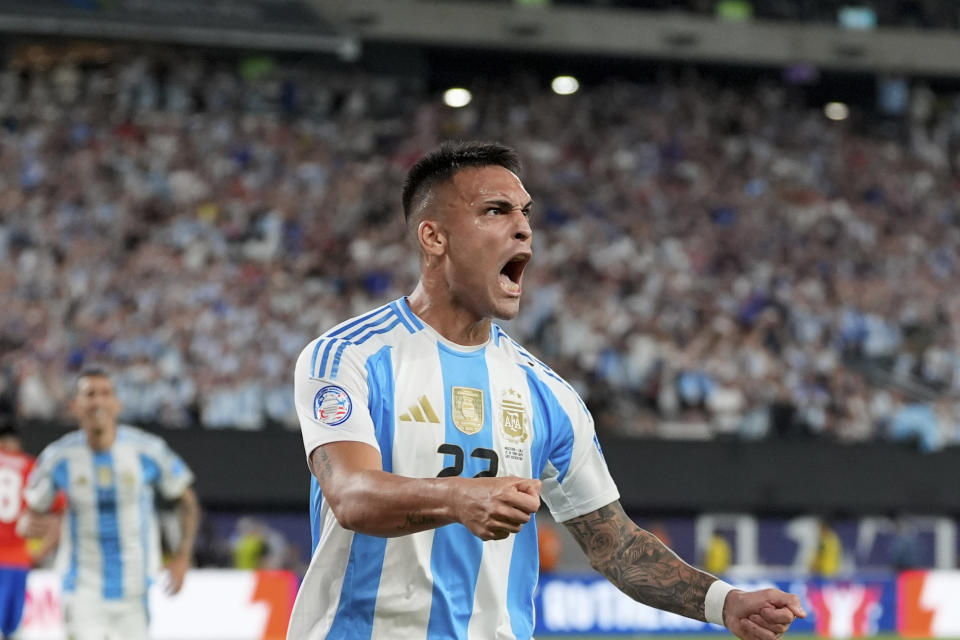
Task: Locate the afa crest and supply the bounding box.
[500,388,530,443]
[452,387,484,435]
[97,465,113,487]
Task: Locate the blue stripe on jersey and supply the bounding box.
[520,366,549,478]
[316,339,337,378]
[328,305,393,338]
[506,515,538,640]
[341,309,395,341]
[64,510,78,593]
[309,476,322,553]
[389,300,415,333]
[329,316,407,379]
[326,346,396,639]
[503,367,552,639]
[320,310,397,378]
[397,297,425,331]
[310,339,326,378]
[330,341,351,379]
[427,343,493,639]
[93,451,123,599]
[52,458,69,490]
[139,486,152,594]
[138,454,160,484]
[53,459,78,593]
[139,454,159,593]
[365,346,397,473]
[523,366,575,483]
[353,318,401,345]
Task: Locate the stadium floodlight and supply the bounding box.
[551,75,580,96]
[824,101,849,121]
[443,88,472,108]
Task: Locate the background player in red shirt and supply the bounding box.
[0,420,58,639]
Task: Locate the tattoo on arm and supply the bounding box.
[399,510,437,532]
[312,448,334,485]
[564,501,715,621]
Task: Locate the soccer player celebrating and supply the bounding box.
[289,142,805,640]
[21,368,199,640]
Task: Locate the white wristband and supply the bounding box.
[704,580,736,626]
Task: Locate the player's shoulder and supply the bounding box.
[492,324,588,409]
[35,430,87,464]
[492,324,554,376]
[115,424,169,451]
[298,298,424,379]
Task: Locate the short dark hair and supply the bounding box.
[401,141,521,223]
[0,417,17,439]
[73,366,113,396]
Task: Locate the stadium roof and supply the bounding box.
[0,0,358,58]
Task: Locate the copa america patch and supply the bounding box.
[314,385,352,426]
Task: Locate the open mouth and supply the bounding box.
[498,253,531,295]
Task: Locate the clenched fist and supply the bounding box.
[453,476,542,540]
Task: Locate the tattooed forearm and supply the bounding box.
[564,501,716,621]
[398,510,437,532]
[311,447,335,485]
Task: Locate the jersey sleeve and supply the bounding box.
[147,436,195,501]
[23,446,60,513]
[536,376,620,523]
[294,338,380,462]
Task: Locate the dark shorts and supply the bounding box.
[0,566,28,636]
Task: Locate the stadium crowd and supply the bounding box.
[1,46,960,450]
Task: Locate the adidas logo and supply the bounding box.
[399,395,440,424]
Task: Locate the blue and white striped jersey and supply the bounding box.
[289,297,619,640]
[24,425,194,602]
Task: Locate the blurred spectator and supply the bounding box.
[887,516,922,571]
[230,516,290,570]
[231,517,268,570]
[702,531,733,576]
[537,522,563,573]
[194,516,233,568]
[810,519,844,577]
[1,43,960,446]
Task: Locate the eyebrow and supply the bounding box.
[483,198,534,211]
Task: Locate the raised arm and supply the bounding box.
[311,441,541,540]
[564,500,805,640]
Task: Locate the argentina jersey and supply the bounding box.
[24,426,194,602]
[290,297,620,640]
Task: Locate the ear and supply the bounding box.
[418,219,446,257]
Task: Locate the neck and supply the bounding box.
[85,426,116,452]
[407,281,491,346]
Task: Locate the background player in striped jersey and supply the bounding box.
[21,368,199,640]
[0,420,59,640]
[289,141,805,640]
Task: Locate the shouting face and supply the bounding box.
[419,165,533,321]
